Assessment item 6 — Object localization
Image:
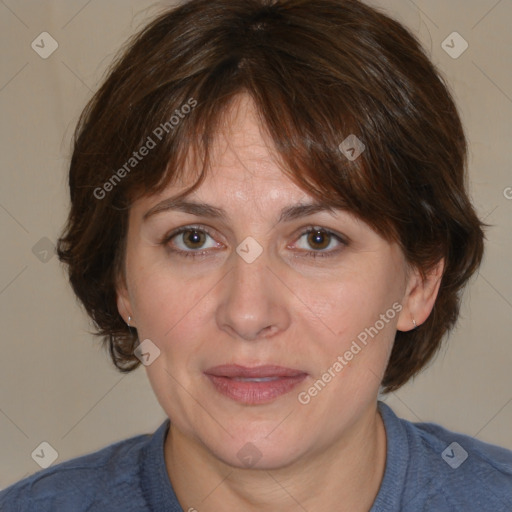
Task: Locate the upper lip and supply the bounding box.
[204,364,307,378]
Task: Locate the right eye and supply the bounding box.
[161,225,224,259]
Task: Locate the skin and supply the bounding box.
[117,94,443,511]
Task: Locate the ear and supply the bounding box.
[116,272,136,328]
[396,258,444,332]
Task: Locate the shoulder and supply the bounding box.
[411,415,512,482]
[414,416,512,470]
[380,401,512,510]
[0,430,156,512]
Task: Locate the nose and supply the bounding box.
[215,246,291,342]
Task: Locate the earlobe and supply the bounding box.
[116,276,136,328]
[397,258,444,332]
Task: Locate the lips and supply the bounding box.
[204,365,308,404]
[204,364,306,379]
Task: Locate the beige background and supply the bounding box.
[0,0,511,489]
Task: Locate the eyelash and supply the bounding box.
[161,225,347,260]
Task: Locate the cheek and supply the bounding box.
[303,264,400,337]
[129,261,219,372]
[127,259,181,338]
[304,271,402,389]
[132,270,210,402]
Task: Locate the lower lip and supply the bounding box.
[205,374,307,404]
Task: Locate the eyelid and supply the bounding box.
[292,226,349,245]
[162,224,222,248]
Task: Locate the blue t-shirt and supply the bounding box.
[1,401,511,511]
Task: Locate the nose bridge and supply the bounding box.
[231,244,270,301]
[216,241,290,340]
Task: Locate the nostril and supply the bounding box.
[260,325,278,338]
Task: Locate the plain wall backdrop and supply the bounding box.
[0,0,511,488]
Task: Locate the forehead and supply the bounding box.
[198,94,298,188]
[141,94,313,210]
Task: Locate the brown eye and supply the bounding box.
[293,227,346,258]
[306,229,331,250]
[164,226,219,255]
[182,229,207,249]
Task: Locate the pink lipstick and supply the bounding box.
[204,364,307,404]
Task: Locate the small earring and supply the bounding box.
[412,319,417,329]
[127,316,132,327]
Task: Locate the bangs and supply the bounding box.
[114,50,400,245]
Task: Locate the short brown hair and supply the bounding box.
[57,0,485,392]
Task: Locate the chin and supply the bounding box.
[214,439,304,471]
[200,423,308,471]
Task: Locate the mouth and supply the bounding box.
[204,364,308,405]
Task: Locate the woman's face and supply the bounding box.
[118,95,420,469]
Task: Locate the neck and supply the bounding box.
[164,403,387,512]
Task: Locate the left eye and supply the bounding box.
[294,228,343,253]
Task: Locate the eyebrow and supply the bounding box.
[142,198,339,224]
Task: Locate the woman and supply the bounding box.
[1,0,511,510]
